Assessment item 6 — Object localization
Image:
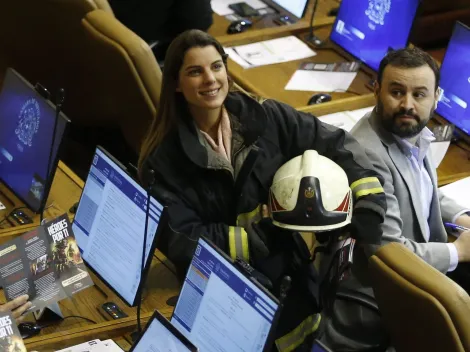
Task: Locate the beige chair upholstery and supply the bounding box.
[0,0,161,152]
[369,243,470,352]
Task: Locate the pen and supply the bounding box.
[444,222,470,232]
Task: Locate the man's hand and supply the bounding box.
[456,214,470,230]
[0,295,32,322]
[453,231,470,262]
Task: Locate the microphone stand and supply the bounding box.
[304,0,324,47]
[40,88,65,223]
[136,169,155,335]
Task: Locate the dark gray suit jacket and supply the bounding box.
[351,110,466,272]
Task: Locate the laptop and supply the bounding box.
[130,310,198,352]
[171,237,280,352]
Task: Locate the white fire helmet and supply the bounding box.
[269,150,352,232]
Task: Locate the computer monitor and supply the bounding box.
[171,237,280,352]
[263,0,309,20]
[130,310,198,352]
[330,0,421,71]
[0,68,70,212]
[436,22,470,137]
[71,146,167,306]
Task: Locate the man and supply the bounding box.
[318,48,470,352]
[0,295,31,323]
[351,47,470,276]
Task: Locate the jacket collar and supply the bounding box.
[368,109,429,240]
[177,92,267,169]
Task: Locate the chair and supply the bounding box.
[0,1,161,168]
[369,243,470,352]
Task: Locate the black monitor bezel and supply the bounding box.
[130,310,198,352]
[72,145,168,307]
[262,0,310,21]
[435,21,470,138]
[329,0,423,72]
[171,236,281,352]
[0,67,71,213]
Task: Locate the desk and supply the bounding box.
[26,315,152,351]
[0,162,180,338]
[300,94,470,186]
[208,0,338,40]
[225,25,373,108]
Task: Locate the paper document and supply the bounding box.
[439,177,470,209]
[430,141,450,168]
[211,0,266,16]
[318,106,374,132]
[285,62,359,92]
[318,112,358,132]
[347,106,374,122]
[226,36,316,68]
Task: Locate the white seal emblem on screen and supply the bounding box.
[15,98,41,148]
[365,0,391,26]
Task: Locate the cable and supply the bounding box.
[38,315,97,329]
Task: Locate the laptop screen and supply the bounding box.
[0,68,69,212]
[436,22,470,137]
[330,0,420,71]
[171,238,279,352]
[271,0,308,19]
[131,311,197,352]
[72,147,165,306]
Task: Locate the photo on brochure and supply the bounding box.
[0,311,26,352]
[0,214,94,313]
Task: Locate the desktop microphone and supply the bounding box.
[40,88,65,223]
[137,168,156,334]
[304,0,324,47]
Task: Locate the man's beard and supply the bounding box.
[377,100,433,138]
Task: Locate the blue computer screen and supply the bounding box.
[171,238,278,352]
[436,23,470,136]
[72,147,164,306]
[330,0,420,71]
[0,69,68,212]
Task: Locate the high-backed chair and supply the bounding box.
[369,243,470,352]
[0,1,161,163]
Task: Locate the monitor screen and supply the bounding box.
[0,68,69,212]
[436,22,470,136]
[330,0,420,71]
[72,147,166,306]
[270,0,309,19]
[131,311,198,352]
[171,238,279,352]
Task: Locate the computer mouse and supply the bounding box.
[18,322,42,339]
[308,93,332,105]
[227,19,253,34]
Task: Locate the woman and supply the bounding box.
[138,30,386,350]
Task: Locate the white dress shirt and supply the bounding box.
[395,128,459,272]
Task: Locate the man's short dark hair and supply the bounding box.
[377,48,440,91]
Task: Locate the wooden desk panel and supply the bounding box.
[226,26,373,108]
[209,0,337,40]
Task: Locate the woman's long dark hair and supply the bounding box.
[138,29,229,179]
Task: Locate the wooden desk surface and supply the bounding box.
[225,25,373,108]
[0,162,180,340]
[300,94,470,186]
[208,0,337,41]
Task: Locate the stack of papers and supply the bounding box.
[318,107,374,132]
[211,0,265,16]
[439,177,470,209]
[225,36,317,68]
[56,339,124,352]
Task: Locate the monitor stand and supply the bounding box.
[34,303,64,326]
[273,14,296,26]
